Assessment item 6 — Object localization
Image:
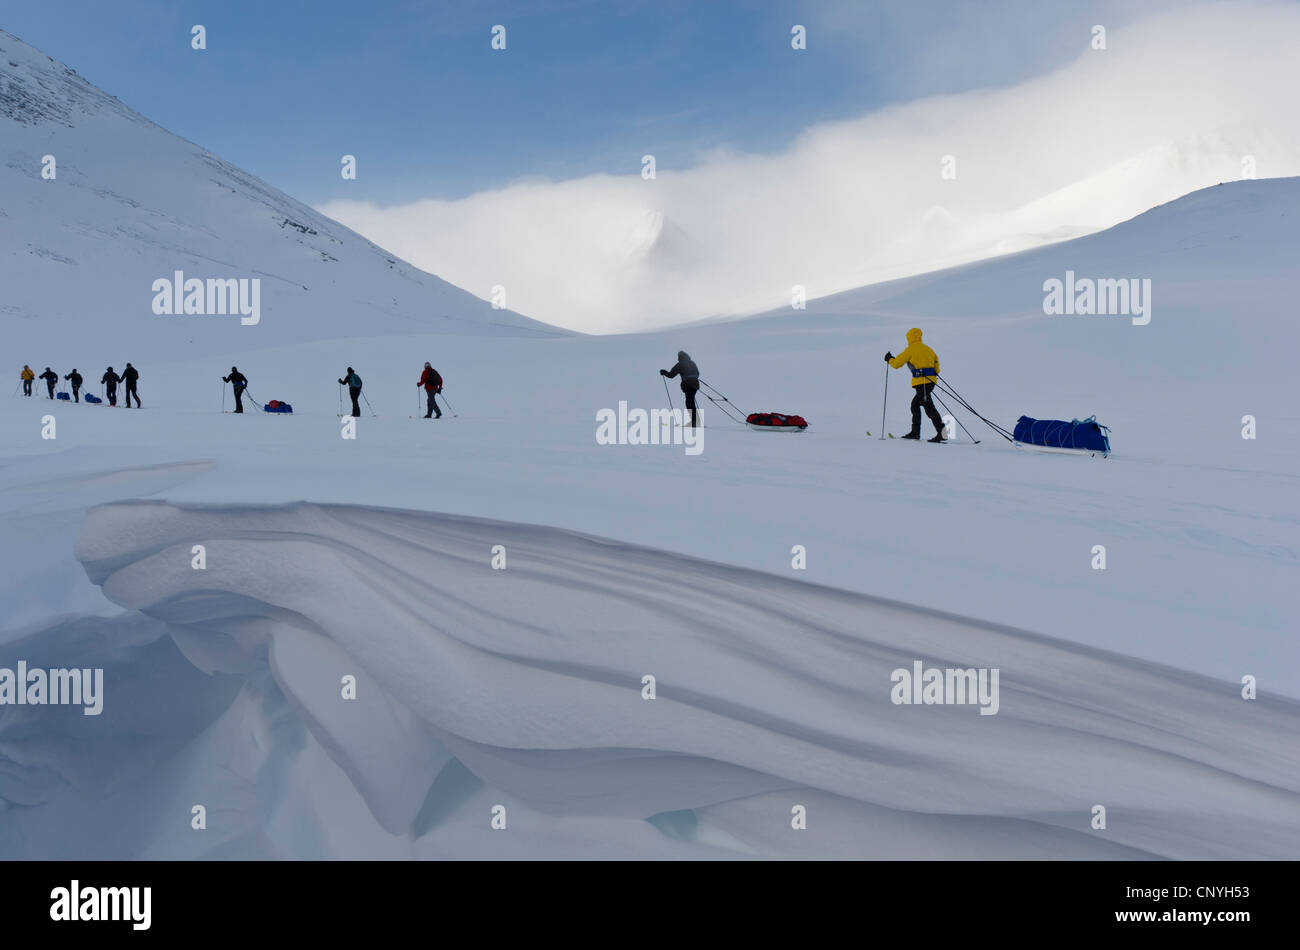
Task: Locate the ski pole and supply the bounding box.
[222,381,226,413]
[338,382,343,414]
[361,391,377,417]
[935,374,1015,442]
[879,362,889,440]
[438,391,458,417]
[932,389,979,444]
[661,374,677,431]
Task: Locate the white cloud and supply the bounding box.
[319,3,1300,333]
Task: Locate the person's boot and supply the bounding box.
[928,430,946,443]
[901,430,921,440]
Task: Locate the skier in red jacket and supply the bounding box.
[417,362,443,419]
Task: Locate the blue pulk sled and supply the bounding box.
[1012,415,1111,458]
[923,374,1113,459]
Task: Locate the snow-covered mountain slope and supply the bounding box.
[0,30,560,355]
[2,32,1296,859]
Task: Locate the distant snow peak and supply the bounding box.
[1042,269,1152,326]
[2,30,561,348]
[151,271,261,326]
[620,209,700,271]
[621,209,666,264]
[0,30,128,127]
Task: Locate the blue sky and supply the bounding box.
[1,0,1181,205]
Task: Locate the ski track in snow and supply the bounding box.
[5,499,1290,859]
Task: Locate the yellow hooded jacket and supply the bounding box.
[21,366,34,381]
[888,328,939,387]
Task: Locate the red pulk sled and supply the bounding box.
[745,412,808,432]
[696,380,809,431]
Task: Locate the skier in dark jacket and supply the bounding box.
[660,350,700,428]
[222,367,248,413]
[338,367,362,417]
[417,362,442,419]
[63,369,83,403]
[122,362,140,408]
[102,367,121,406]
[38,367,58,399]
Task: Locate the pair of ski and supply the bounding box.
[866,431,978,444]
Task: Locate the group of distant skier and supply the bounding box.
[17,328,946,438]
[18,363,141,407]
[212,362,445,417]
[328,362,445,418]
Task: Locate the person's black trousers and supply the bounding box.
[22,380,31,396]
[72,385,80,403]
[910,382,945,435]
[125,383,140,407]
[349,386,361,417]
[45,381,55,399]
[682,379,699,428]
[425,388,441,418]
[106,386,117,406]
[232,387,243,413]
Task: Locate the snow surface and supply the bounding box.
[1,30,1297,859]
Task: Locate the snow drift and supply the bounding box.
[6,499,1282,859]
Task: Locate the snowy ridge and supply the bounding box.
[27,499,1293,859]
[0,31,140,128]
[0,29,563,356]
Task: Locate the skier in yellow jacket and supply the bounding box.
[20,365,35,397]
[885,328,946,442]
